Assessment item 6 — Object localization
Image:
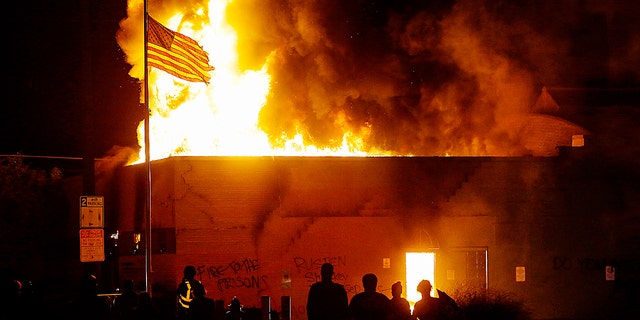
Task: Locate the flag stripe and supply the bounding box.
[172,33,214,69]
[148,55,205,82]
[155,33,213,73]
[148,44,211,81]
[147,16,214,84]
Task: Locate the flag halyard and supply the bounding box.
[147,16,214,84]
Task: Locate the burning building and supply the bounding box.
[98,135,639,320]
[93,1,640,319]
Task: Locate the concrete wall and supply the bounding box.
[106,153,639,320]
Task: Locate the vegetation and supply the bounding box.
[0,155,70,274]
[451,287,532,320]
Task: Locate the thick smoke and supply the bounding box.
[119,0,639,156]
[224,0,639,156]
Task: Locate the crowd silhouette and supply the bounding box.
[1,264,459,320]
[306,264,458,320]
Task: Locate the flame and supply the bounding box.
[116,0,598,163]
[119,0,394,164]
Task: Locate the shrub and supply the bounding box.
[450,287,532,320]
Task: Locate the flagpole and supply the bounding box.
[140,10,212,295]
[143,0,153,296]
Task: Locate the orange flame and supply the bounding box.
[118,0,394,164]
[117,0,590,163]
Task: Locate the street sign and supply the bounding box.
[80,195,104,228]
[80,229,105,262]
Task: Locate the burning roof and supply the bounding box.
[115,0,637,162]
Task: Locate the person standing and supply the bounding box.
[389,281,411,320]
[412,280,438,320]
[224,297,245,320]
[70,273,110,320]
[112,279,139,320]
[348,273,391,320]
[136,292,156,320]
[411,280,457,320]
[190,285,215,320]
[306,263,349,320]
[177,265,205,320]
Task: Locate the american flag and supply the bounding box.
[147,16,214,84]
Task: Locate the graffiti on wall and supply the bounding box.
[293,255,347,281]
[195,258,268,293]
[290,255,362,317]
[553,256,640,273]
[190,254,379,318]
[291,255,363,292]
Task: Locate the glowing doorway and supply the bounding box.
[406,252,435,306]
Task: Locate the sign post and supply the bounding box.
[79,195,105,262]
[80,229,105,262]
[80,196,104,228]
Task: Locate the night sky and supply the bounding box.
[3,0,640,167]
[3,0,139,160]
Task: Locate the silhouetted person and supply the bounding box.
[177,265,205,320]
[306,263,349,320]
[411,280,438,320]
[190,285,215,320]
[411,280,457,320]
[389,281,411,320]
[71,273,110,320]
[18,278,40,318]
[1,272,41,319]
[348,273,391,320]
[0,278,22,320]
[135,291,155,320]
[113,279,139,320]
[225,297,245,320]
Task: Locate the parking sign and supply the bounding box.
[80,196,104,228]
[80,229,105,262]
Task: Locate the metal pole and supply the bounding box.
[143,0,152,296]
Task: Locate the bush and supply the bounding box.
[450,287,532,320]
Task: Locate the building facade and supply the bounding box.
[101,145,639,320]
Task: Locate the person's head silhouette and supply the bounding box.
[362,273,378,292]
[320,263,334,281]
[392,281,403,298]
[183,265,197,279]
[417,280,432,297]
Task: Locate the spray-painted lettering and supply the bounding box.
[216,275,268,292]
[194,258,267,293]
[303,270,348,283]
[292,255,347,273]
[553,256,640,272]
[553,257,573,270]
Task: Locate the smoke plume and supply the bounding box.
[117,0,640,156]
